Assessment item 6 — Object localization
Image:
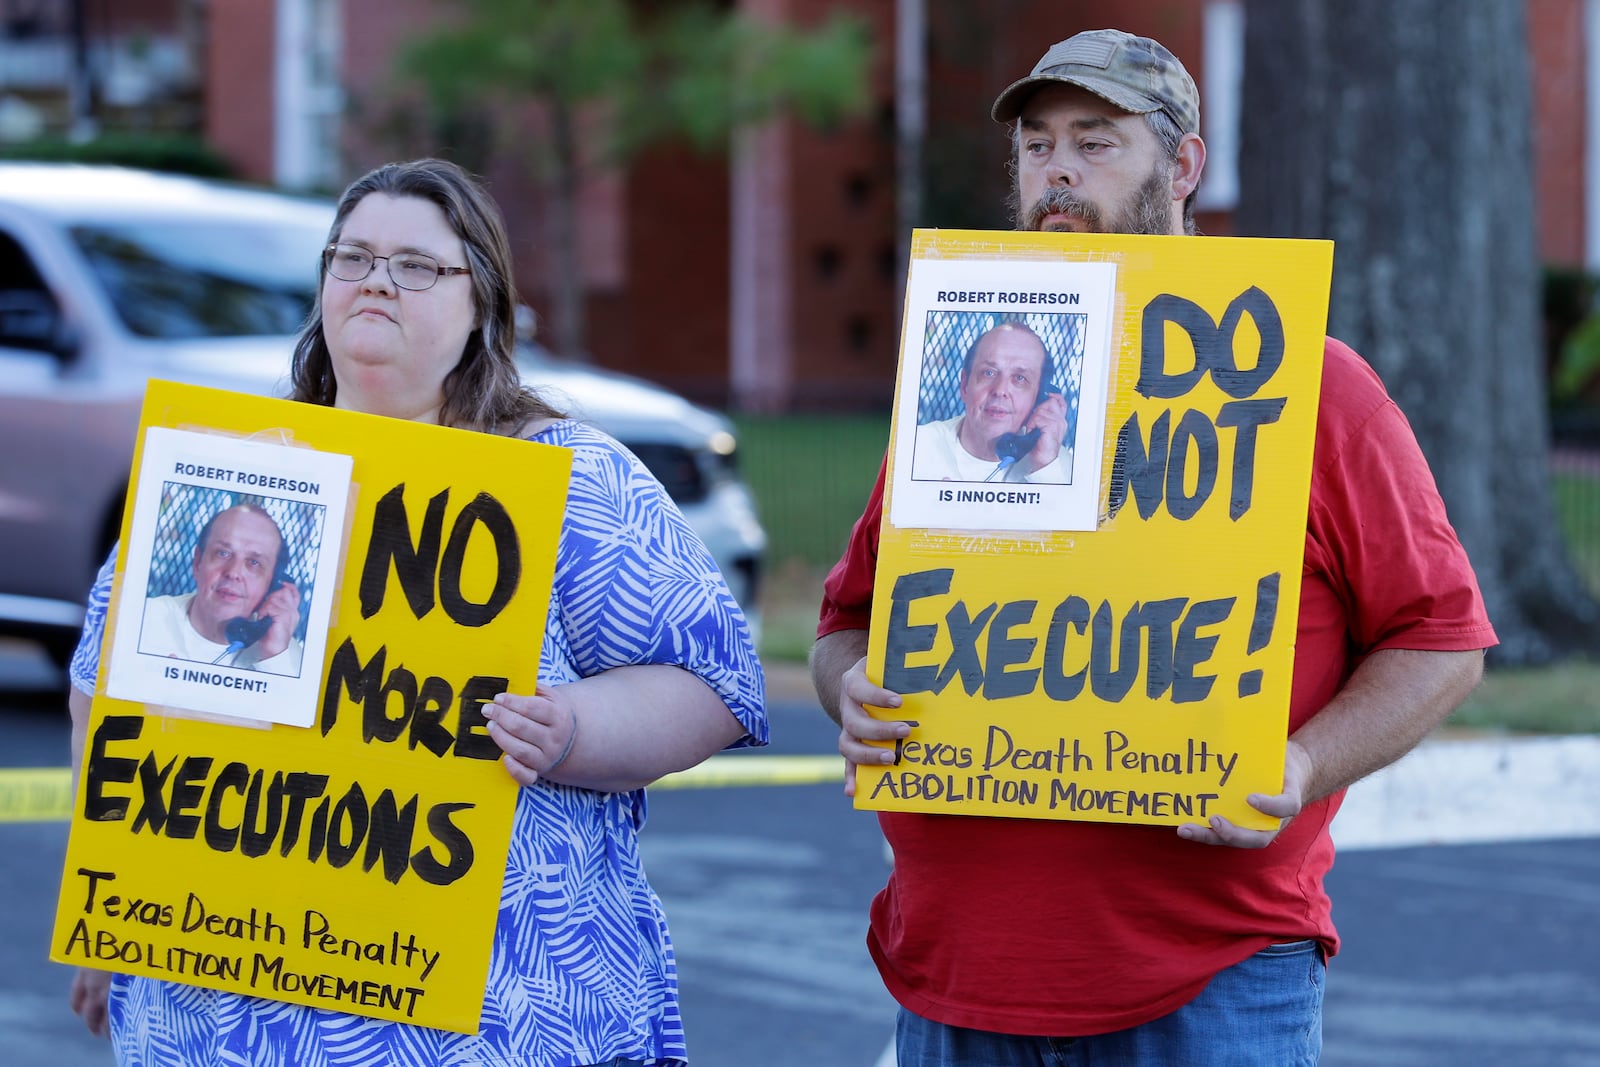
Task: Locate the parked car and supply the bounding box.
[0,162,764,665]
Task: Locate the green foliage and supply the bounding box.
[1547,267,1600,405]
[641,7,871,150]
[396,0,871,166]
[1555,314,1600,404]
[0,134,232,178]
[403,0,642,108]
[390,0,871,355]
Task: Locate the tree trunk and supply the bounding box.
[1236,0,1600,664]
[1228,2,1593,668]
[544,95,588,360]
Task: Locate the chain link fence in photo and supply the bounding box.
[915,310,1089,433]
[146,482,327,642]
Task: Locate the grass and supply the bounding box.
[1463,466,1600,730]
[1451,661,1600,734]
[756,558,835,666]
[738,417,1600,734]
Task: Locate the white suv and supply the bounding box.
[0,163,764,664]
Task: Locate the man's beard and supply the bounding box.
[1013,165,1174,236]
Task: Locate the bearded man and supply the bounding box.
[810,28,1495,1066]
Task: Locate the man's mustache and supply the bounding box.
[1024,187,1102,230]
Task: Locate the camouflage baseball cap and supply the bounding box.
[991,28,1199,134]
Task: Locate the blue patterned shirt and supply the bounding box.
[69,420,768,1066]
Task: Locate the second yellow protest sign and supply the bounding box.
[51,381,569,1034]
[859,230,1333,830]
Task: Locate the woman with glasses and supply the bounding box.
[66,158,768,1066]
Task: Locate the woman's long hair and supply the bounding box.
[289,158,563,434]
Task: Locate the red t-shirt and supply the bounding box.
[817,338,1497,1036]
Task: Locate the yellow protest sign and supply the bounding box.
[858,230,1333,830]
[52,380,569,1034]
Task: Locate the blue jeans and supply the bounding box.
[895,939,1325,1066]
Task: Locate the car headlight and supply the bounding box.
[700,433,740,484]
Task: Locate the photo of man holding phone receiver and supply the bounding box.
[137,501,306,676]
[911,319,1073,484]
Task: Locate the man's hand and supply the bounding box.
[1020,390,1070,475]
[1176,739,1312,848]
[69,966,112,1038]
[254,581,301,660]
[836,656,914,797]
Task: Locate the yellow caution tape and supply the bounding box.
[651,754,845,790]
[0,754,844,823]
[0,768,72,823]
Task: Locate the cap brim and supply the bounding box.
[990,73,1163,124]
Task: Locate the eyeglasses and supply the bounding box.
[322,243,471,292]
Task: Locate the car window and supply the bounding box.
[70,221,324,339]
[0,229,63,353]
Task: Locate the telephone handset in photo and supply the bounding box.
[993,382,1064,462]
[224,612,276,650]
[222,566,291,652]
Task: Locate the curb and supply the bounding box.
[1332,733,1600,850]
[758,659,1600,852]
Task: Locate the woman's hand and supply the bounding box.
[482,667,744,793]
[483,684,578,787]
[69,967,112,1038]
